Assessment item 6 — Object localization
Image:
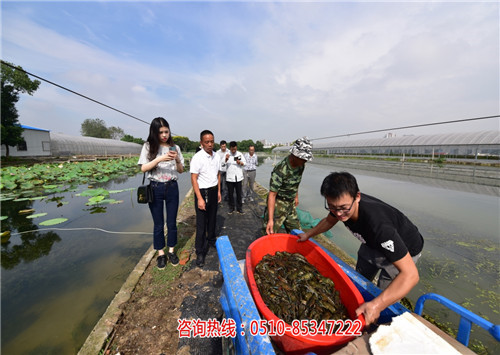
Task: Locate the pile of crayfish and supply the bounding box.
[254,251,349,325]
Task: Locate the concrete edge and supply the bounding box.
[77,244,156,355]
[78,187,195,355]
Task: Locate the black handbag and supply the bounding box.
[137,173,153,204]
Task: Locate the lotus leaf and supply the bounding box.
[78,188,110,197]
[0,195,17,202]
[29,196,47,201]
[39,218,68,226]
[20,181,35,190]
[88,195,105,204]
[13,198,31,202]
[2,181,17,190]
[0,216,8,221]
[26,213,48,219]
[43,185,59,189]
[19,209,35,214]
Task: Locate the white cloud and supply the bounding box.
[2,2,498,142]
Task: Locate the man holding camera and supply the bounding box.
[243,145,258,202]
[217,140,229,201]
[225,141,246,214]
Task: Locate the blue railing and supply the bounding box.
[414,293,500,347]
[216,235,275,355]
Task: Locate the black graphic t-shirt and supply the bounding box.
[342,193,424,263]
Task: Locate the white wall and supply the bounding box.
[1,129,51,157]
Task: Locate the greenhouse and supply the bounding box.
[274,131,500,160]
[50,132,142,156]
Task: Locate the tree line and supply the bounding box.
[81,118,265,152]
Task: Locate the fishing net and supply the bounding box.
[297,208,333,238]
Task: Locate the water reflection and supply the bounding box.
[1,231,61,269]
[1,171,192,354]
[256,157,499,352]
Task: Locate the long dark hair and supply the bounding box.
[147,117,174,161]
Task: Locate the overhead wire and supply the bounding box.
[2,60,498,141]
[310,115,500,141]
[1,60,150,125]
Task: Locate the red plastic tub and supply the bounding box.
[245,233,366,354]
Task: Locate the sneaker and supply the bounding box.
[228,209,234,215]
[168,252,179,266]
[237,210,245,215]
[242,198,245,204]
[157,255,166,270]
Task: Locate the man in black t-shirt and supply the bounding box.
[298,172,423,325]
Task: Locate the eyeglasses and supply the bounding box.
[324,198,355,215]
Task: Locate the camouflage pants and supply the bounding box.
[262,197,301,235]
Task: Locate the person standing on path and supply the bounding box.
[297,171,423,325]
[225,141,246,214]
[243,145,258,202]
[190,130,221,267]
[138,117,184,269]
[263,137,313,235]
[217,140,229,201]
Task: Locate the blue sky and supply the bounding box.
[2,1,499,143]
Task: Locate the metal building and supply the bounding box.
[274,131,500,160]
[0,125,51,157]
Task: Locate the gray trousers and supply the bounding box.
[356,243,421,290]
[243,170,256,197]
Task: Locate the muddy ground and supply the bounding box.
[104,185,271,355]
[101,183,356,355]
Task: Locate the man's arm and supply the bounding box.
[355,252,419,325]
[265,191,278,234]
[297,213,338,242]
[190,173,206,211]
[217,171,221,203]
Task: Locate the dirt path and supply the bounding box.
[97,183,354,355]
[103,184,270,355]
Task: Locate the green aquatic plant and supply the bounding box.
[0,157,140,196]
[26,213,48,219]
[39,218,68,226]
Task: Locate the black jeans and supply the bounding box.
[226,181,242,211]
[194,186,218,255]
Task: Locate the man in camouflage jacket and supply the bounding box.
[264,137,313,235]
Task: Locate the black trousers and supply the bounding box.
[194,186,218,255]
[226,181,242,211]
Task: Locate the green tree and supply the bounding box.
[122,134,144,145]
[108,126,124,140]
[80,118,111,138]
[254,141,264,152]
[172,136,193,152]
[1,61,41,157]
[237,139,255,152]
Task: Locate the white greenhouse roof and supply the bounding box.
[50,132,142,156]
[315,131,500,149]
[288,131,499,151]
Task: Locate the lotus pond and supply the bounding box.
[0,158,192,354]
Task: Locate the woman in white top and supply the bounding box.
[138,117,184,269]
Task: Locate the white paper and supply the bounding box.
[369,312,462,354]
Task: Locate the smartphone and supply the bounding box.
[169,146,177,152]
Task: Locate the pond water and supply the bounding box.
[256,157,499,353]
[1,172,192,354]
[1,157,498,353]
